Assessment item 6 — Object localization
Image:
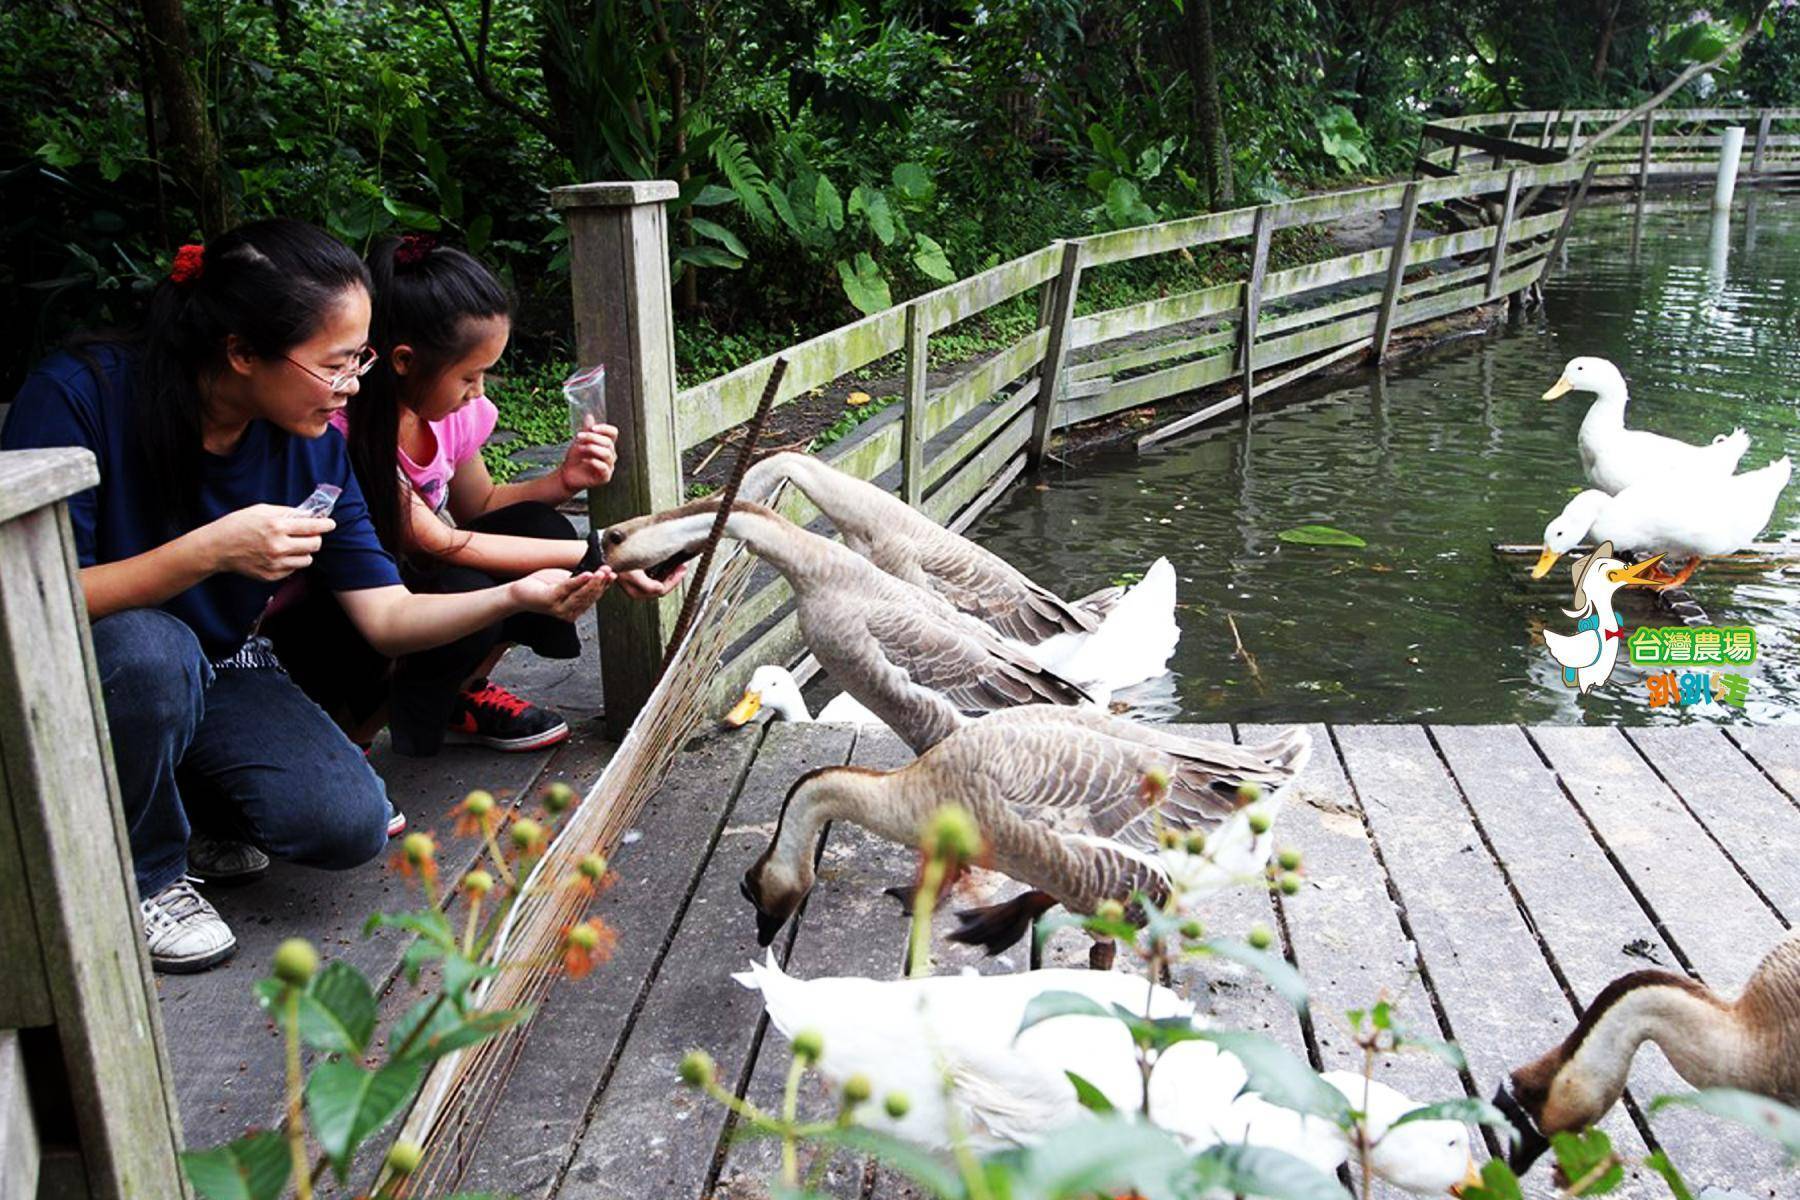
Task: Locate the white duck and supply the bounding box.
[1543,357,1749,495]
[1533,456,1792,591]
[722,663,883,728]
[1532,541,1665,694]
[1025,557,1181,701]
[735,957,1480,1193]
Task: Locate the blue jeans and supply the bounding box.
[92,609,391,897]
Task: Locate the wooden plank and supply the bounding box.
[1404,222,1499,267]
[1528,727,1789,975]
[1079,208,1259,268]
[1055,352,1237,429]
[1372,183,1421,361]
[1330,725,1653,1176]
[1251,311,1378,377]
[0,1031,38,1200]
[1544,161,1597,281]
[901,305,928,508]
[1068,280,1241,351]
[1485,169,1521,300]
[0,448,98,526]
[712,729,915,1199]
[923,384,1036,492]
[1259,288,1381,338]
[1028,242,1083,467]
[1418,123,1566,166]
[919,328,1047,445]
[1638,116,1656,189]
[1239,207,1273,408]
[453,728,764,1199]
[913,245,1062,337]
[1430,726,1782,1194]
[1260,245,1391,303]
[1623,727,1797,927]
[0,502,190,1199]
[560,723,857,1200]
[926,411,1032,524]
[1725,726,1800,807]
[1067,327,1237,383]
[1752,110,1773,173]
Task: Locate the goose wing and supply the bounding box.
[915,536,1099,643]
[864,597,1093,715]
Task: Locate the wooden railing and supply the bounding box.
[1421,106,1800,182]
[557,107,1784,729]
[0,448,190,1198]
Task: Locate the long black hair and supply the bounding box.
[132,220,369,529]
[351,236,512,558]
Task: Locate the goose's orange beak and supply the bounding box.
[1607,554,1664,586]
[1531,547,1562,579]
[1543,376,1574,400]
[723,689,763,728]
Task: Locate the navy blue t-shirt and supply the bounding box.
[2,345,401,659]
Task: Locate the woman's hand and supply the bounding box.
[204,505,335,581]
[509,566,613,620]
[615,564,687,599]
[557,424,620,494]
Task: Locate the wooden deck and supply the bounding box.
[162,711,1800,1200]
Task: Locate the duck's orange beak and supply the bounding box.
[1607,554,1664,587]
[1531,547,1562,580]
[722,689,763,728]
[1543,376,1574,400]
[1449,1157,1484,1196]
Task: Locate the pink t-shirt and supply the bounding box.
[330,394,499,516]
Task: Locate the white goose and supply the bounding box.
[1543,357,1749,495]
[735,957,1480,1193]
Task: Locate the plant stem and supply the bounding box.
[1357,1045,1375,1199]
[284,988,313,1200]
[780,1055,807,1186]
[907,855,947,979]
[463,894,483,957]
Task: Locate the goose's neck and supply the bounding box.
[719,508,832,578]
[1570,983,1746,1099]
[768,454,877,535]
[774,771,891,869]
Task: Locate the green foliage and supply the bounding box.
[181,1132,291,1200]
[1277,525,1368,548]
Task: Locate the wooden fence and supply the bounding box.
[558,107,1786,730]
[0,448,190,1198]
[1420,106,1800,182]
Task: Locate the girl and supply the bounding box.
[266,235,680,758]
[2,220,613,973]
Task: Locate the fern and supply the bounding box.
[705,123,775,233]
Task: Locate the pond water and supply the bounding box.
[973,192,1800,725]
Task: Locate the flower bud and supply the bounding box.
[1247,809,1272,835]
[1247,924,1275,951]
[884,1091,911,1119]
[544,781,575,814]
[385,1140,423,1175]
[463,869,495,896]
[1158,828,1182,850]
[568,923,601,951]
[843,1073,873,1104]
[580,853,609,880]
[272,938,318,987]
[402,831,436,866]
[463,789,495,817]
[1277,847,1302,872]
[1180,919,1205,940]
[1279,874,1302,896]
[924,806,981,861]
[1184,832,1208,855]
[511,817,544,850]
[1095,899,1126,923]
[678,1049,715,1088]
[1236,782,1264,806]
[1140,766,1172,801]
[792,1028,825,1064]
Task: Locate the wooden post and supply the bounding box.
[0,1033,37,1197]
[1239,206,1273,408]
[1371,182,1421,363]
[1751,110,1772,175]
[551,181,684,737]
[1542,160,1598,281]
[1448,140,1463,171]
[1485,168,1521,301]
[900,302,928,507]
[1028,240,1083,467]
[0,448,190,1199]
[1565,114,1583,153]
[1638,114,1656,189]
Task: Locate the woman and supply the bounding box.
[2,220,628,973]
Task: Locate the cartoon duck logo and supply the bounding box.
[1541,541,1664,693]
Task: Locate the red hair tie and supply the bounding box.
[170,243,205,285]
[394,234,437,267]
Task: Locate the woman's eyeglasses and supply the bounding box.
[284,345,378,394]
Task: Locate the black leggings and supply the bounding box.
[265,502,582,756]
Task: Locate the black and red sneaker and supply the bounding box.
[444,679,570,752]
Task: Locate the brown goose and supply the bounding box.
[739,451,1124,644]
[739,706,1311,957]
[598,498,1090,753]
[1495,934,1800,1174]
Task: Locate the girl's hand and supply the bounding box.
[205,505,336,581]
[615,564,687,599]
[558,424,620,494]
[510,566,612,620]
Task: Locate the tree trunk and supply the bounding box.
[1186,0,1232,207]
[1593,0,1620,82]
[137,0,230,236]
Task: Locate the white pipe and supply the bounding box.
[1713,125,1746,211]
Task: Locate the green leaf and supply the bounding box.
[402,938,445,985]
[1643,1151,1696,1200]
[1651,1089,1800,1157]
[1199,937,1309,1015]
[1390,1097,1516,1146]
[673,244,745,269]
[835,255,891,315]
[1016,989,1111,1038]
[394,1006,527,1065]
[998,1117,1192,1197]
[379,196,442,231]
[1458,1159,1526,1200]
[806,1126,962,1196]
[1397,1030,1468,1071]
[1277,524,1367,548]
[1189,1143,1351,1200]
[365,909,455,947]
[296,961,377,1056]
[690,184,738,207]
[181,1132,291,1200]
[1551,1128,1623,1194]
[305,1059,423,1179]
[465,213,492,255]
[440,951,497,1008]
[862,188,897,245]
[690,217,748,258]
[1195,1030,1355,1125]
[814,175,844,231]
[1064,1069,1115,1113]
[1105,177,1151,228]
[891,161,935,205]
[911,233,955,283]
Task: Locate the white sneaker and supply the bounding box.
[187,835,271,884]
[140,877,237,973]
